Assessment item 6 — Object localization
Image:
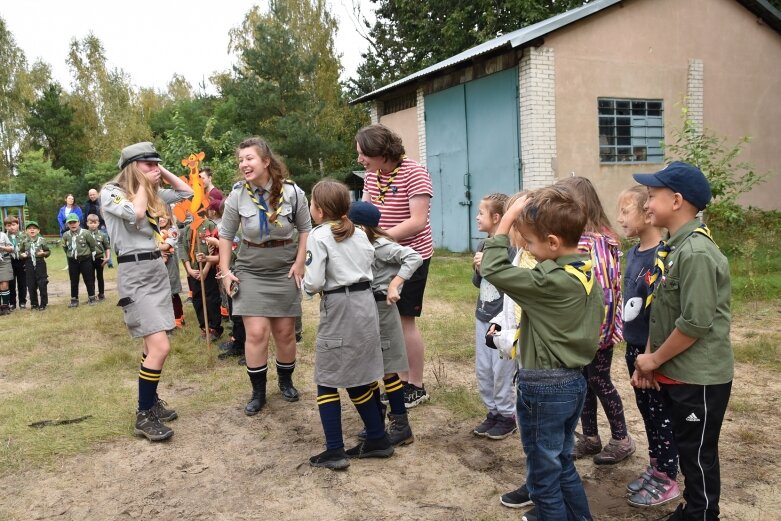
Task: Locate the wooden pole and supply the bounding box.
[198,259,214,368]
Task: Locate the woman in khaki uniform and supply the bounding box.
[101,142,193,441]
[218,137,311,416]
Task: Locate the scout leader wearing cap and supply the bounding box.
[101,141,193,442]
[18,221,50,310]
[218,137,312,416]
[631,161,732,521]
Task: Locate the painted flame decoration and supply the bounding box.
[172,151,208,260]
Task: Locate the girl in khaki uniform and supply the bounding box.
[101,142,193,442]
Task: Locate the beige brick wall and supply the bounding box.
[416,88,427,166]
[687,59,704,132]
[519,46,557,190]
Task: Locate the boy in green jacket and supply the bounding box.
[61,213,97,307]
[633,161,732,521]
[482,186,604,521]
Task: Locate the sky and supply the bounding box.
[1,0,374,93]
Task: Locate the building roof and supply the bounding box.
[0,193,27,207]
[352,0,781,104]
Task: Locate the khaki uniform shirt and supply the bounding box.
[219,180,311,243]
[100,184,191,255]
[303,223,374,294]
[370,237,423,294]
[179,219,218,265]
[18,236,51,264]
[648,219,733,385]
[482,234,604,370]
[61,228,97,259]
[89,230,111,258]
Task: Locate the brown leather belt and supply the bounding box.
[242,239,293,248]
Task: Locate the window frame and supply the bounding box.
[598,97,664,164]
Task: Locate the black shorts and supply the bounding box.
[397,258,430,318]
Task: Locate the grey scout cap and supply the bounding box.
[118,142,163,170]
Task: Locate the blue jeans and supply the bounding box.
[517,372,592,521]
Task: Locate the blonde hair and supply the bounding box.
[107,162,167,218]
[86,214,100,223]
[311,179,355,243]
[618,185,649,216]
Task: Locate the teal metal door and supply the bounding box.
[425,67,520,252]
[465,67,520,251]
[425,85,470,252]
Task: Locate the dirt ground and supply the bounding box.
[1,284,780,521]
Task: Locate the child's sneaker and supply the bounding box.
[627,465,655,493]
[485,414,517,440]
[627,469,680,507]
[403,383,430,408]
[500,483,533,508]
[521,507,538,521]
[473,412,499,436]
[594,434,636,464]
[68,298,79,308]
[573,432,602,459]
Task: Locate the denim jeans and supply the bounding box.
[517,371,592,521]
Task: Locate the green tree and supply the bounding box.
[351,0,588,96]
[26,83,89,176]
[14,149,78,234]
[0,17,50,184]
[217,0,368,187]
[67,34,151,163]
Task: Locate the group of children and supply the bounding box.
[469,162,731,521]
[0,213,113,314]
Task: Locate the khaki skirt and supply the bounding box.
[0,259,12,282]
[233,242,301,317]
[314,287,384,389]
[376,299,409,374]
[117,257,174,338]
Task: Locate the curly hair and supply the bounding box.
[355,124,406,163]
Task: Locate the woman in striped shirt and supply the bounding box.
[356,124,434,408]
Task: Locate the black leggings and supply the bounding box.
[580,347,628,440]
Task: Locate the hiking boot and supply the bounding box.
[278,376,300,402]
[486,414,517,440]
[151,397,178,422]
[244,390,266,416]
[345,433,394,459]
[627,465,655,493]
[594,434,636,464]
[309,447,350,470]
[473,412,499,436]
[0,306,9,316]
[403,383,430,409]
[218,342,244,360]
[522,507,538,521]
[88,296,97,306]
[500,483,533,508]
[573,432,602,459]
[97,294,105,302]
[627,469,681,508]
[208,328,222,341]
[68,298,79,308]
[134,409,174,441]
[219,339,235,351]
[387,412,414,446]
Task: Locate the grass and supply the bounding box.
[3,233,781,476]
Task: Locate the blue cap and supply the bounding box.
[632,161,712,211]
[348,201,381,227]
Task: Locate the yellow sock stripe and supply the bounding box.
[351,392,375,405]
[316,392,340,403]
[384,380,403,393]
[369,381,379,391]
[139,372,161,382]
[317,395,341,406]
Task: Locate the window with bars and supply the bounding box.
[598,98,664,163]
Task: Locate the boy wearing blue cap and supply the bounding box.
[632,161,732,521]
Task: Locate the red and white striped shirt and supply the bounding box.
[363,158,434,259]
